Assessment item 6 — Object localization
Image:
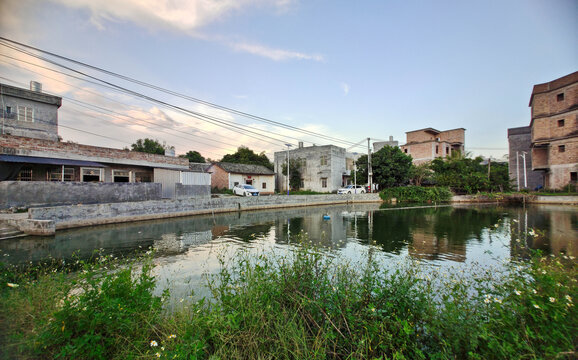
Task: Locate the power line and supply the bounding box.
[0,37,363,148]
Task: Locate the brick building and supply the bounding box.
[507,126,543,190]
[400,128,465,164]
[528,71,578,189]
[207,162,275,195]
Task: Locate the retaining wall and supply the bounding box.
[28,193,382,230]
[0,181,162,208]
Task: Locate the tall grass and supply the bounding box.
[1,240,576,359]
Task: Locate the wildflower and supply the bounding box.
[541,270,547,275]
[533,304,540,309]
[514,290,521,296]
[168,334,176,339]
[150,340,158,347]
[155,352,161,358]
[532,289,537,294]
[484,298,491,304]
[565,295,572,303]
[6,283,19,288]
[494,298,502,304]
[549,297,556,303]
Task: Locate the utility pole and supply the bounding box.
[520,151,527,189]
[285,144,292,195]
[516,151,520,191]
[367,138,372,193]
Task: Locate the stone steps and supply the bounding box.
[0,225,27,240]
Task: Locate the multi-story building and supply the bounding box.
[400,128,465,164]
[274,143,346,193]
[528,71,578,189]
[0,81,61,141]
[507,126,543,190]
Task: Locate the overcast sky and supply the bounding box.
[0,0,576,160]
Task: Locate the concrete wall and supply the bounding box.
[175,184,211,199]
[0,181,162,209]
[28,193,383,229]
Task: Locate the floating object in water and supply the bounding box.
[323,215,331,220]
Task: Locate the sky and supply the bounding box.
[0,0,576,161]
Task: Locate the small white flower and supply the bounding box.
[533,304,540,309]
[155,352,161,358]
[565,295,572,303]
[549,297,556,303]
[150,340,158,347]
[484,298,491,304]
[494,298,502,304]
[6,283,19,288]
[514,290,521,296]
[532,289,537,294]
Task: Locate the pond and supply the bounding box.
[1,203,576,300]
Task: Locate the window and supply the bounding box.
[113,170,130,183]
[233,181,239,186]
[81,167,102,182]
[558,119,565,127]
[404,149,408,153]
[571,172,577,183]
[17,106,34,122]
[49,167,75,181]
[557,93,564,102]
[321,177,327,188]
[446,146,450,154]
[300,179,304,188]
[262,182,267,189]
[17,167,32,181]
[435,145,439,154]
[320,155,328,166]
[558,145,565,153]
[134,172,152,182]
[5,106,11,114]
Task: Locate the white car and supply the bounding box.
[337,185,366,194]
[233,184,260,196]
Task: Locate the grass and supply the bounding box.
[1,237,576,359]
[380,186,453,203]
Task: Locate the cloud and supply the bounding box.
[231,42,324,62]
[340,82,350,95]
[46,0,319,61]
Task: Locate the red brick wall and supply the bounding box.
[209,165,229,189]
[0,135,188,167]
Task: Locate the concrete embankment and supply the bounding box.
[20,193,382,233]
[452,194,578,205]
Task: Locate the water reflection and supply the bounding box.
[0,204,576,267]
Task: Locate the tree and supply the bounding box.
[410,162,433,186]
[371,146,413,188]
[179,150,205,163]
[131,138,167,155]
[220,146,273,170]
[281,157,304,190]
[354,147,413,189]
[430,153,490,194]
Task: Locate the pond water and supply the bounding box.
[1,203,576,299]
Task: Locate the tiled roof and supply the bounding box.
[189,162,211,172]
[213,162,275,175]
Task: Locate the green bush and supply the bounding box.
[380,185,453,203]
[35,255,165,360]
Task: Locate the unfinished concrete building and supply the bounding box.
[400,128,465,165]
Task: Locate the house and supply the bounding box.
[400,128,465,165]
[507,126,543,190]
[207,162,275,195]
[0,82,211,208]
[273,143,346,193]
[528,71,578,190]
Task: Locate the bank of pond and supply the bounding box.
[0,203,576,359]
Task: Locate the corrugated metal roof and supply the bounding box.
[213,162,274,175]
[0,155,105,167]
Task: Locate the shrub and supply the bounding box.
[380,186,453,203]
